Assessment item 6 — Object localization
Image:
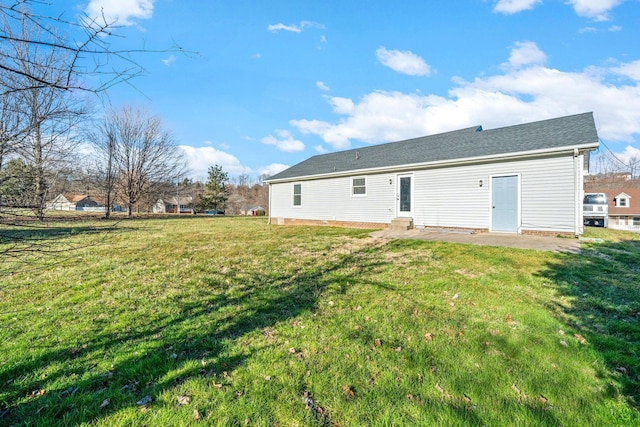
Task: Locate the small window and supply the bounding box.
[293,183,302,206]
[352,177,366,196]
[614,193,630,208]
[634,217,640,226]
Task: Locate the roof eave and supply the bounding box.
[265,142,599,184]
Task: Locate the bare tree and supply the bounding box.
[95,105,186,217]
[2,9,88,219]
[592,149,640,179]
[87,117,119,218]
[0,1,157,95]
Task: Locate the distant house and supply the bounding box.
[153,196,194,214]
[49,194,104,211]
[584,187,640,232]
[240,205,266,216]
[265,113,599,236]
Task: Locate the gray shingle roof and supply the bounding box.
[267,112,598,182]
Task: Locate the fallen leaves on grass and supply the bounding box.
[435,383,452,401]
[574,334,587,344]
[29,389,46,398]
[302,391,330,422]
[425,332,433,341]
[177,395,191,405]
[342,385,355,399]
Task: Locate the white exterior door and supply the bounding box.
[491,175,519,232]
[397,174,413,217]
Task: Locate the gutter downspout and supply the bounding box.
[267,183,272,225]
[573,148,583,237]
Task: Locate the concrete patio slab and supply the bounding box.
[369,228,581,253]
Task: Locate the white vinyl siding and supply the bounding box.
[271,174,395,223]
[270,154,578,233]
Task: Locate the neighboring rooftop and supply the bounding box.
[584,187,640,216]
[267,112,598,182]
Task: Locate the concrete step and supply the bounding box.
[389,217,414,231]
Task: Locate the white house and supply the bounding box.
[153,196,194,214]
[49,194,105,211]
[583,187,640,233]
[265,113,599,236]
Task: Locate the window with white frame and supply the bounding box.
[352,177,366,196]
[615,193,630,208]
[293,183,302,206]
[634,217,640,226]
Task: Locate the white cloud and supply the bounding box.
[494,0,622,20]
[314,145,328,154]
[494,0,542,14]
[502,41,547,70]
[267,21,325,33]
[85,0,154,26]
[258,163,290,177]
[376,47,431,76]
[290,48,640,150]
[179,145,251,181]
[609,25,622,32]
[614,59,640,80]
[261,130,305,152]
[579,26,599,33]
[161,55,176,66]
[316,81,330,91]
[292,91,439,149]
[616,145,640,165]
[567,0,622,21]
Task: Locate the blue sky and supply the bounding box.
[45,0,640,181]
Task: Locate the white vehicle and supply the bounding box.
[583,193,608,227]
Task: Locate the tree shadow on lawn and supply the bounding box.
[539,238,640,409]
[0,222,131,277]
[0,243,386,425]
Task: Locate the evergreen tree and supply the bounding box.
[196,165,229,213]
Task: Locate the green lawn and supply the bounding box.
[1,216,638,426]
